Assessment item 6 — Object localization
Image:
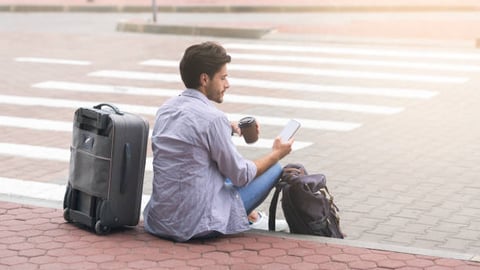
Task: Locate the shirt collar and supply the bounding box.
[181,88,211,106]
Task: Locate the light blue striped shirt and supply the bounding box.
[143,89,257,242]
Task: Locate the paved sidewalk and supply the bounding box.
[1,201,480,270]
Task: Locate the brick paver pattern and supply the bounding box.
[1,201,480,270]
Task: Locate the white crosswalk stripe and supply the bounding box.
[0,177,67,204]
[107,65,439,99]
[32,81,403,114]
[14,57,91,66]
[0,139,310,173]
[227,53,480,72]
[0,118,313,152]
[0,95,359,131]
[0,176,151,215]
[0,115,71,131]
[0,143,70,162]
[224,43,480,60]
[140,59,467,83]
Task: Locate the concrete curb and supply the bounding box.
[2,4,480,13]
[116,19,274,39]
[251,230,480,263]
[1,190,479,263]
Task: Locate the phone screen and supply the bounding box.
[279,119,301,142]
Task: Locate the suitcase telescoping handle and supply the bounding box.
[94,103,124,115]
[120,143,131,194]
[77,103,123,130]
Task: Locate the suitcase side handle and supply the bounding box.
[94,103,124,115]
[120,143,131,193]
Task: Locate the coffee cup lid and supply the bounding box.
[239,116,255,128]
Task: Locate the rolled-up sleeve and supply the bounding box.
[207,116,257,187]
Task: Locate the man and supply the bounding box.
[143,41,293,242]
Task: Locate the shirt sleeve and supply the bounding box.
[207,116,257,187]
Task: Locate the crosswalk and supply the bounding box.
[139,59,468,83]
[2,40,480,205]
[87,70,438,99]
[224,43,480,60]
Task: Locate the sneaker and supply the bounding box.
[249,211,289,232]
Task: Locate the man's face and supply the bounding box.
[204,64,230,103]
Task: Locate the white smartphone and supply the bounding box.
[279,119,301,142]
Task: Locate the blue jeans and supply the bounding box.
[194,163,282,240]
[148,163,283,241]
[234,162,283,214]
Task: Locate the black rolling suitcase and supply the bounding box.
[63,103,149,234]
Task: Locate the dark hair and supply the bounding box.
[179,42,231,89]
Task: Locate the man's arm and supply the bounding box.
[253,137,293,177]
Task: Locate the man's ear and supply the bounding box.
[200,73,209,87]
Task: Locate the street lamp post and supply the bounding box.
[152,0,157,23]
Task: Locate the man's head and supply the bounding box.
[180,42,231,103]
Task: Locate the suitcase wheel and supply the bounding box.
[95,220,111,235]
[63,208,72,223]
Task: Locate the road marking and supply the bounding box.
[0,95,361,131]
[15,57,91,66]
[90,69,436,99]
[89,70,179,82]
[229,114,361,131]
[33,81,361,131]
[0,115,71,131]
[0,117,314,150]
[0,142,69,162]
[230,137,312,151]
[0,116,313,153]
[33,81,179,97]
[224,43,480,60]
[33,81,402,115]
[0,138,311,172]
[0,94,158,115]
[0,177,67,203]
[228,53,480,72]
[89,71,413,113]
[232,77,436,99]
[141,59,466,84]
[0,177,151,212]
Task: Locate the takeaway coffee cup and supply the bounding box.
[238,116,258,144]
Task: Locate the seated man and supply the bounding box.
[143,41,293,242]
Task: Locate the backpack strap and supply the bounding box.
[268,163,306,231]
[268,181,286,231]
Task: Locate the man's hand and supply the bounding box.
[272,136,293,161]
[253,136,293,177]
[231,121,260,137]
[230,121,241,135]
